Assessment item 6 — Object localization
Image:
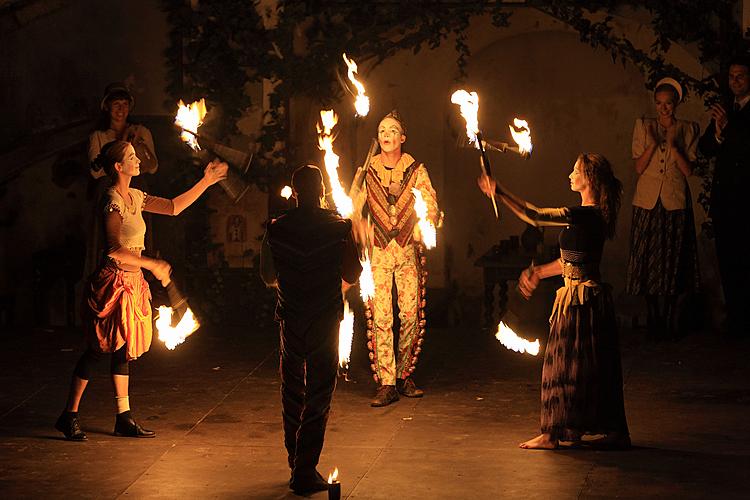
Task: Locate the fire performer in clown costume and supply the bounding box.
[353,110,439,407]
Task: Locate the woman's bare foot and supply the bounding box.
[519,433,558,449]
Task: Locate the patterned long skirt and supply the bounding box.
[541,281,629,441]
[626,200,700,296]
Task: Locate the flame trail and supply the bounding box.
[342,53,370,117]
[317,110,353,217]
[338,302,354,369]
[495,321,539,356]
[155,306,200,350]
[450,90,480,147]
[411,188,436,249]
[509,118,533,155]
[359,248,375,302]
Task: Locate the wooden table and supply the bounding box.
[474,245,554,328]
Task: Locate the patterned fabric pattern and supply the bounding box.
[541,281,629,440]
[626,200,700,296]
[366,241,426,385]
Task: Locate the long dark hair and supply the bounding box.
[578,152,622,239]
[92,140,130,179]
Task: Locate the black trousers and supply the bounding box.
[713,211,749,335]
[279,311,339,478]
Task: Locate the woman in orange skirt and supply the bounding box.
[55,140,227,440]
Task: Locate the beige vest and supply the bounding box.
[631,118,699,211]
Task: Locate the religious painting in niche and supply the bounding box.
[226,214,246,243]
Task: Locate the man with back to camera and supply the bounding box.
[261,164,362,494]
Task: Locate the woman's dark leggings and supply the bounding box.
[73,345,129,380]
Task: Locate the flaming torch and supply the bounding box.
[155,280,200,350]
[450,89,498,218]
[174,99,253,203]
[509,118,533,157]
[338,301,354,373]
[342,53,370,117]
[317,110,353,217]
[280,185,292,200]
[495,321,539,356]
[359,247,375,302]
[327,468,341,500]
[175,99,207,149]
[411,188,437,249]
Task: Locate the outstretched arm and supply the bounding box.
[145,160,228,216]
[477,175,570,227]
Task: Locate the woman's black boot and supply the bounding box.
[55,411,87,441]
[114,411,155,438]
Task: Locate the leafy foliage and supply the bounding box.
[162,0,749,230]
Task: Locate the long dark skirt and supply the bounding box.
[626,199,700,296]
[541,283,629,441]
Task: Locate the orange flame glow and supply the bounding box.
[317,110,353,217]
[509,118,533,155]
[175,99,207,150]
[327,467,339,484]
[495,321,539,355]
[359,248,375,302]
[280,185,292,199]
[156,306,200,350]
[450,90,480,146]
[411,188,436,249]
[342,53,370,117]
[338,302,354,369]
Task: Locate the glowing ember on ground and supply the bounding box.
[509,118,533,155]
[338,302,354,369]
[280,185,292,199]
[359,248,375,302]
[317,110,353,217]
[175,99,207,150]
[155,305,200,350]
[411,188,437,249]
[327,467,339,484]
[450,90,480,146]
[495,321,539,355]
[342,53,370,117]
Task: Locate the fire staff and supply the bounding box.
[55,140,226,441]
[352,110,439,407]
[478,153,630,450]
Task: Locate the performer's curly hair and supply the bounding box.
[578,152,622,239]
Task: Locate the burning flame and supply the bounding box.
[359,248,375,302]
[175,99,207,150]
[317,110,353,217]
[342,53,370,117]
[338,302,354,369]
[509,118,533,155]
[495,321,539,356]
[450,90,480,146]
[411,188,436,249]
[155,305,200,350]
[327,467,339,484]
[280,185,292,200]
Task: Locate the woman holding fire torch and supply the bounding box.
[478,153,630,450]
[55,140,227,441]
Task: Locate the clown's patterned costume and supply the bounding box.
[354,152,438,386]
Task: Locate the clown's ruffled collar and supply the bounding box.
[370,152,416,187]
